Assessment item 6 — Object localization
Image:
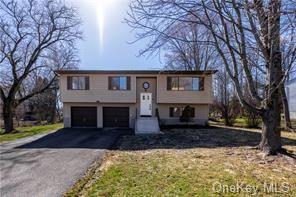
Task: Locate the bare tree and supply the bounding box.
[213,68,240,126]
[162,23,218,70]
[0,0,82,133]
[126,0,296,155]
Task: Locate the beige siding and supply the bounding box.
[60,73,213,104]
[157,75,213,104]
[60,74,137,103]
[157,104,209,125]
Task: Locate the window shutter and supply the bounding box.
[199,77,205,91]
[167,77,172,90]
[108,77,112,90]
[85,76,90,90]
[126,76,131,90]
[67,76,72,90]
[169,107,174,117]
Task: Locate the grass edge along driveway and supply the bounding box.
[0,123,63,143]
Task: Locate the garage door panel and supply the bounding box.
[103,107,129,128]
[71,107,97,127]
[103,121,128,127]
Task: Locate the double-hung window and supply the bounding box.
[108,76,130,90]
[167,76,204,91]
[67,76,89,90]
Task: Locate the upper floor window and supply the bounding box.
[67,76,89,90]
[108,76,130,90]
[167,76,204,91]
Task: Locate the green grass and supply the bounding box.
[215,117,296,129]
[65,129,296,197]
[82,151,295,197]
[215,117,252,128]
[0,123,63,143]
[233,117,250,127]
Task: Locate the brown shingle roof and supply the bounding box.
[56,69,217,75]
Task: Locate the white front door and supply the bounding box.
[140,93,152,116]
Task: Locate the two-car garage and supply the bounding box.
[70,106,130,128]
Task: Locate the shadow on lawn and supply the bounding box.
[115,126,296,151]
[12,126,296,150]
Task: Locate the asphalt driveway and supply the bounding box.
[0,128,129,197]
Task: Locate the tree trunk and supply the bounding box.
[280,84,292,129]
[223,108,231,126]
[258,0,283,155]
[3,102,14,133]
[259,109,282,155]
[48,89,57,124]
[48,106,56,124]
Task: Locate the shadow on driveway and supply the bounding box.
[17,128,134,149]
[0,128,133,197]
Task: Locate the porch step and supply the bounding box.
[135,117,161,134]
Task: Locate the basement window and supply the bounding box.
[169,107,195,117]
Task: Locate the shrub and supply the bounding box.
[180,105,193,123]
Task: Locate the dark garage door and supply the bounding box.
[103,107,129,128]
[71,107,97,127]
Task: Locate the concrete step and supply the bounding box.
[135,117,161,134]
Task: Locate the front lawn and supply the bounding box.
[65,127,296,196]
[0,123,63,143]
[213,117,296,130]
[213,117,258,128]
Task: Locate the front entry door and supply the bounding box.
[140,93,152,116]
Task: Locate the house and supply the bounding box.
[286,78,296,119]
[57,70,216,133]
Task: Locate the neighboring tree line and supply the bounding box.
[126,0,296,155]
[0,0,82,132]
[13,77,61,126]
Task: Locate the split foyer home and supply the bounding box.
[57,70,216,133]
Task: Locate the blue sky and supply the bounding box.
[67,0,162,70]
